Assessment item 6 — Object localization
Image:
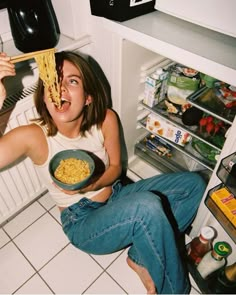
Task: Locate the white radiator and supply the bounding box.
[0,85,47,225]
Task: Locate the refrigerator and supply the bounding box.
[0,0,235,288]
[82,2,236,257]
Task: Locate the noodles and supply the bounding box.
[35,49,61,108]
[54,158,91,184]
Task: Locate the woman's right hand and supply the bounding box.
[0,52,16,109]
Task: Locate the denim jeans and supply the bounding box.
[61,171,206,294]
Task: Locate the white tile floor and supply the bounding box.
[0,192,201,294]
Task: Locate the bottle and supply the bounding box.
[186,226,215,265]
[214,262,236,294]
[197,241,232,279]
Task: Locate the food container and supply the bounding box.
[146,113,191,146]
[49,149,95,191]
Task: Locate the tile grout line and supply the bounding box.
[0,201,68,294]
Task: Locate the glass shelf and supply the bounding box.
[135,134,211,182]
[140,100,227,151]
[137,118,216,171]
[187,86,235,125]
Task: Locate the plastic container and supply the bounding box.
[197,241,232,279]
[186,226,215,265]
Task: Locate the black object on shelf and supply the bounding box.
[7,0,60,53]
[217,152,236,196]
[90,0,156,22]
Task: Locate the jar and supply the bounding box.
[186,226,215,265]
[197,241,232,279]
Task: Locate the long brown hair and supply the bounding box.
[33,51,109,136]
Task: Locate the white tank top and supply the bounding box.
[34,124,109,207]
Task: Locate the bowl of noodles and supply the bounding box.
[49,149,95,191]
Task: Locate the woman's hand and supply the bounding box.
[0,52,16,109]
[52,179,99,195]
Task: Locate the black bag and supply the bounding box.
[90,0,156,22]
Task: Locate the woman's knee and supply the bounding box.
[132,191,164,218]
[186,172,206,188]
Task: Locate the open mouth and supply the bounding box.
[54,98,71,112]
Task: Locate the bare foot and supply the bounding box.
[127,257,157,294]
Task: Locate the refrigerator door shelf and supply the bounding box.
[217,152,236,196]
[205,184,236,244]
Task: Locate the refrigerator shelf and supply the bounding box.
[205,184,236,244]
[135,141,185,173]
[187,86,235,125]
[140,100,225,151]
[135,135,212,181]
[137,119,215,171]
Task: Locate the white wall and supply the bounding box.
[0,9,11,43]
[52,0,92,39]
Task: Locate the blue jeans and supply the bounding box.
[61,172,206,294]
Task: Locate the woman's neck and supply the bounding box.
[57,119,82,138]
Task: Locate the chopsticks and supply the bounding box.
[10,48,56,64]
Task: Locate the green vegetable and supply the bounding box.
[192,139,220,163]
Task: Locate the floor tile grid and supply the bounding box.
[38,199,129,293]
[0,195,202,294]
[37,195,134,294]
[0,201,63,294]
[0,199,130,294]
[83,250,128,294]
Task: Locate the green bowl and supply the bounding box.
[49,149,95,191]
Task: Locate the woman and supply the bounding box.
[0,51,206,294]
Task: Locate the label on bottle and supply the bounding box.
[187,244,203,265]
[197,252,226,279]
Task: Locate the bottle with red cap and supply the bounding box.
[186,226,215,265]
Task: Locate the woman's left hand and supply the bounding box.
[52,181,96,195]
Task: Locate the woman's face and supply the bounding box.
[44,60,91,124]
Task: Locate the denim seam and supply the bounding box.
[138,218,175,294]
[79,216,174,293]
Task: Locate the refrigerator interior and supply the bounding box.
[118,39,236,262]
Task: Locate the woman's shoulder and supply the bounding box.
[101,108,120,134]
[20,123,48,164]
[18,122,46,135]
[5,122,44,138]
[104,108,119,124]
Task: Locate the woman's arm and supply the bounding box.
[91,108,122,190]
[76,109,122,194]
[0,52,16,109]
[0,124,47,169]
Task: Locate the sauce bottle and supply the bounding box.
[186,226,215,265]
[214,262,236,294]
[197,241,232,279]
